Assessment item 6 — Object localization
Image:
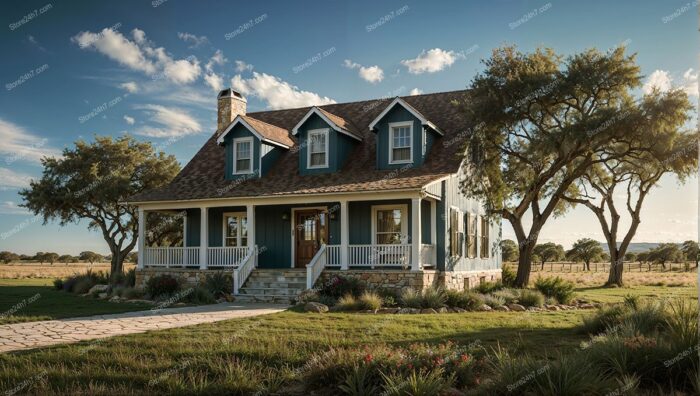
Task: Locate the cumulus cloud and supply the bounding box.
[682,68,698,97]
[0,201,31,215]
[401,48,464,74]
[205,49,227,73]
[134,104,202,138]
[231,72,335,110]
[343,59,384,84]
[119,81,139,93]
[0,168,33,190]
[177,32,209,48]
[73,27,201,85]
[0,118,61,164]
[204,73,224,92]
[409,88,423,96]
[234,60,253,73]
[123,115,135,125]
[642,69,698,97]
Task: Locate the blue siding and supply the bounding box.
[374,106,421,170]
[224,124,260,180]
[297,113,357,175]
[436,181,446,271]
[348,200,412,245]
[421,200,431,243]
[260,142,283,176]
[185,209,200,247]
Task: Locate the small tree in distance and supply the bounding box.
[500,239,519,262]
[532,243,565,270]
[0,251,20,264]
[566,238,604,271]
[79,251,103,265]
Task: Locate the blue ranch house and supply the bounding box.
[129,88,502,302]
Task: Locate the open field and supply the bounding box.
[506,261,696,273]
[0,279,150,325]
[532,268,696,287]
[0,262,136,279]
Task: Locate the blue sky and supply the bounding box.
[0,0,697,255]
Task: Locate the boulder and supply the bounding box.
[437,307,449,314]
[98,293,109,299]
[89,284,110,295]
[546,305,560,311]
[479,304,493,311]
[108,296,121,302]
[494,305,510,311]
[453,307,467,313]
[398,307,420,314]
[508,304,526,312]
[377,308,400,314]
[579,303,595,309]
[527,306,541,312]
[420,308,438,314]
[304,302,329,313]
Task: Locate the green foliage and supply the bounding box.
[420,287,446,309]
[183,286,216,305]
[204,271,230,298]
[374,288,399,307]
[623,294,639,310]
[52,278,63,290]
[566,238,604,267]
[492,288,520,305]
[474,281,503,294]
[533,243,565,268]
[58,254,76,264]
[336,294,361,311]
[61,269,109,294]
[339,365,379,396]
[0,251,20,264]
[445,290,484,310]
[534,276,575,304]
[358,291,382,311]
[500,239,518,262]
[399,289,423,309]
[681,240,699,264]
[648,243,684,265]
[146,274,180,298]
[319,275,366,299]
[501,264,516,287]
[79,251,103,264]
[518,289,545,307]
[381,368,454,396]
[482,294,506,308]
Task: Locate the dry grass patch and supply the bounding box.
[0,262,135,279]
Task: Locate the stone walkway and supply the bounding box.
[0,303,287,353]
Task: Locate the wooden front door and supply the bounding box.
[295,209,326,268]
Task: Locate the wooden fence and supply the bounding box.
[504,261,697,273]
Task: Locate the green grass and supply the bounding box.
[0,278,151,324]
[575,284,696,303]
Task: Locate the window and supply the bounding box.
[223,212,248,247]
[480,216,489,258]
[307,129,329,168]
[389,122,412,164]
[372,205,407,245]
[466,213,477,258]
[233,138,253,174]
[450,208,464,257]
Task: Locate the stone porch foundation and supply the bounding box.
[135,268,232,290]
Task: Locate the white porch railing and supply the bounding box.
[327,245,342,267]
[348,244,412,269]
[420,244,436,268]
[143,247,200,268]
[233,245,258,295]
[306,244,327,289]
[207,246,248,268]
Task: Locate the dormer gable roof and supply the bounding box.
[216,115,293,148]
[368,97,444,136]
[292,107,362,141]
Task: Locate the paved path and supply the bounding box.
[0,303,287,353]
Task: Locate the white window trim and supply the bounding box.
[306,128,329,169]
[232,137,254,175]
[371,204,408,245]
[222,211,248,247]
[388,121,413,165]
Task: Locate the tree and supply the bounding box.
[566,238,604,271]
[460,46,650,287]
[532,243,564,269]
[20,136,179,283]
[649,243,683,268]
[126,251,138,264]
[563,88,696,285]
[500,239,519,262]
[0,251,19,264]
[79,251,103,265]
[44,252,59,265]
[34,252,46,264]
[58,254,75,264]
[681,240,699,268]
[624,252,637,262]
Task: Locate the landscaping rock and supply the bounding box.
[377,308,400,314]
[527,307,541,312]
[420,308,438,314]
[328,305,345,313]
[304,302,329,313]
[508,304,526,312]
[453,307,467,313]
[216,298,227,304]
[437,307,449,313]
[88,284,110,295]
[109,296,121,302]
[546,305,560,311]
[495,305,510,311]
[479,304,492,311]
[98,293,109,299]
[579,303,595,309]
[398,307,419,314]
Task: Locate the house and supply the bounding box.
[129,88,502,302]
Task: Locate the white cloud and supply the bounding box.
[135,104,202,138]
[73,27,201,85]
[27,35,47,52]
[343,59,384,84]
[0,168,33,190]
[204,73,223,92]
[119,81,139,93]
[123,115,135,125]
[682,68,698,97]
[409,88,423,95]
[0,118,61,164]
[0,201,31,215]
[206,50,227,73]
[234,60,253,73]
[231,72,335,110]
[401,48,464,74]
[177,32,209,48]
[643,69,699,97]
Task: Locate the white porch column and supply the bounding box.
[411,198,422,271]
[199,206,208,269]
[246,204,255,249]
[430,199,437,265]
[137,208,145,270]
[340,200,349,270]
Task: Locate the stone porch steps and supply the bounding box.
[235,269,307,304]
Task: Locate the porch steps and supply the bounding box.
[235,269,307,304]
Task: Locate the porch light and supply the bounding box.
[281,212,289,221]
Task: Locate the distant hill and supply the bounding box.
[599,242,681,254]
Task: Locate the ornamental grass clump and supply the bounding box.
[534,276,575,304]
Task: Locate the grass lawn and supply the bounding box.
[0,309,590,394]
[0,278,151,324]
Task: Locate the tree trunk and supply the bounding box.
[515,243,535,287]
[606,248,624,286]
[109,250,124,284]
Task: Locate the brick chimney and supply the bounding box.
[217,88,246,133]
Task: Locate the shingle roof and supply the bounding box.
[239,115,295,147]
[130,90,471,203]
[315,107,363,140]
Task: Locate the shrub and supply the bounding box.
[60,269,109,293]
[474,281,504,294]
[518,289,545,308]
[111,268,136,287]
[53,278,63,290]
[492,288,520,304]
[483,294,506,308]
[446,290,484,310]
[400,289,423,309]
[146,274,180,298]
[339,365,380,396]
[420,287,446,309]
[501,264,516,287]
[319,275,366,299]
[205,271,230,298]
[534,276,575,304]
[336,294,361,311]
[381,368,454,396]
[375,288,399,307]
[183,286,216,304]
[623,294,639,310]
[73,278,94,294]
[358,291,382,311]
[581,304,628,335]
[121,287,143,300]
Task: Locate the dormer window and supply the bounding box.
[389,121,413,164]
[307,128,329,168]
[233,137,253,174]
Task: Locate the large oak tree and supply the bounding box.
[20,136,179,283]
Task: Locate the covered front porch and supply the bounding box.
[137,191,442,292]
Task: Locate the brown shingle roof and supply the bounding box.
[238,115,295,147]
[130,90,470,203]
[315,107,363,140]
